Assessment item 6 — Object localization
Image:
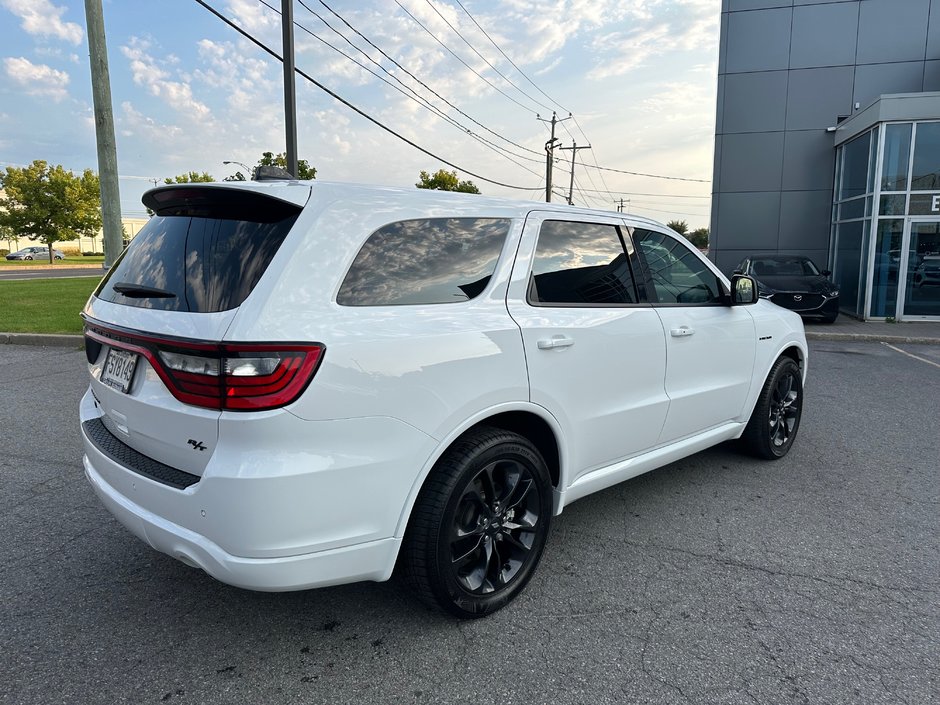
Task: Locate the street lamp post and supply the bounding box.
[222,160,253,180]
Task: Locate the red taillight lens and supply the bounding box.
[85,324,324,412]
[220,347,321,410]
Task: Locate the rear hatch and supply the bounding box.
[83,184,315,477]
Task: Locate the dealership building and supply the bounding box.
[711,0,940,321]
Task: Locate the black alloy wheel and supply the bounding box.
[400,426,552,618]
[449,457,541,594]
[742,356,803,460]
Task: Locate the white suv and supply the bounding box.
[79,181,807,618]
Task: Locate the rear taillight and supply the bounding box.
[85,324,323,412]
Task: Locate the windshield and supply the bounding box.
[751,258,820,277]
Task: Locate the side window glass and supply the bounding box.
[337,218,510,306]
[634,229,723,305]
[530,220,637,305]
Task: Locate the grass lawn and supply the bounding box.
[0,276,100,334]
[0,255,104,266]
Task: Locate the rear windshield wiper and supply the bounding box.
[112,282,177,299]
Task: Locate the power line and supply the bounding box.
[451,0,568,114]
[319,1,711,187]
[192,0,538,191]
[309,0,543,158]
[421,0,553,113]
[267,0,544,177]
[436,2,629,200]
[568,188,710,198]
[393,0,537,115]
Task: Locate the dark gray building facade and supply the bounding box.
[712,0,940,320]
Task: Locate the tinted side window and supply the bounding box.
[634,229,723,305]
[530,220,637,305]
[337,218,510,306]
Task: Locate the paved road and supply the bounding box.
[0,267,103,281]
[1,341,937,705]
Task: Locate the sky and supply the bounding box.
[0,0,719,228]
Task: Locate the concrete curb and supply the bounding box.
[1,332,84,347]
[804,331,940,345]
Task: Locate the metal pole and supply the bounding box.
[84,0,123,268]
[282,0,299,177]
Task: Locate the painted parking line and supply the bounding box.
[882,342,940,369]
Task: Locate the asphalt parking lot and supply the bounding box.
[1,341,937,705]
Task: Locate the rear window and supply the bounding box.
[95,188,300,313]
[337,218,511,306]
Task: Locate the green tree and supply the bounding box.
[163,171,215,184]
[688,227,709,249]
[416,169,481,194]
[666,219,689,236]
[258,151,316,179]
[0,223,18,253]
[224,152,317,181]
[0,160,101,263]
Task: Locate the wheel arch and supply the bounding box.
[393,403,566,539]
[736,337,808,432]
[779,342,807,381]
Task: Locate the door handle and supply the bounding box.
[670,326,695,337]
[537,335,576,350]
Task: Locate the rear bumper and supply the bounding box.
[79,387,436,591]
[83,457,400,591]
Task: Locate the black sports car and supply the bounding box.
[734,255,840,323]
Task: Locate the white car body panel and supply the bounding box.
[505,211,670,484]
[79,180,808,593]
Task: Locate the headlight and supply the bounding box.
[828,290,839,297]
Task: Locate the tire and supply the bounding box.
[741,357,803,460]
[24,255,32,260]
[399,426,553,619]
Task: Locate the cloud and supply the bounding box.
[3,57,70,101]
[120,38,211,119]
[0,0,83,44]
[586,1,719,80]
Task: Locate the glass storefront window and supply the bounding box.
[904,222,940,317]
[834,221,866,316]
[840,132,871,199]
[911,122,940,190]
[878,194,906,216]
[867,126,879,193]
[840,198,866,220]
[870,219,904,317]
[881,123,912,191]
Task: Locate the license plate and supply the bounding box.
[101,348,138,393]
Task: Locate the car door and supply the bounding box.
[631,228,756,443]
[506,212,670,485]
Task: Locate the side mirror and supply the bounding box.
[730,274,758,305]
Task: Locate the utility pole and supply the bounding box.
[84,0,123,268]
[537,112,571,202]
[282,0,299,177]
[615,198,630,213]
[558,142,591,206]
